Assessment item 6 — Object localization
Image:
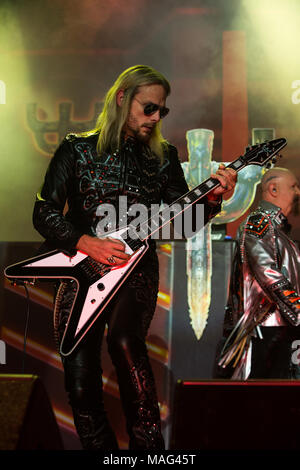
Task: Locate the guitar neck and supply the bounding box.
[131,156,247,242]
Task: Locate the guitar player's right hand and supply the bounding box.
[76,234,131,265]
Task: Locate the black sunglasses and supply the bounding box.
[134,98,169,119]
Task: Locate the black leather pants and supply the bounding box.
[54,256,165,450]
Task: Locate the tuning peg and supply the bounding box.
[266,162,272,169]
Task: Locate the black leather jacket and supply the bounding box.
[33,133,220,255]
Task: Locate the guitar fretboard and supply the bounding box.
[120,137,287,244]
[139,157,247,240]
[119,157,246,243]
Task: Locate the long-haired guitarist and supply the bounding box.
[32,65,236,450]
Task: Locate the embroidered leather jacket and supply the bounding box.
[33,133,221,255]
[224,200,300,334]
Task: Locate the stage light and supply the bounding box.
[242,0,300,76]
[0,3,34,241]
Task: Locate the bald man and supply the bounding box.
[216,167,300,379]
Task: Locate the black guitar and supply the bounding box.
[4,138,287,356]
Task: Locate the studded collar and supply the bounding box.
[257,200,289,232]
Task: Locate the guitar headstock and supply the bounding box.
[242,138,287,167]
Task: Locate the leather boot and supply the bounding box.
[72,408,119,450]
[117,355,165,450]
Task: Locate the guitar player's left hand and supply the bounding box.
[207,164,237,201]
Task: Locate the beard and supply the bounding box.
[133,127,152,143]
[125,114,155,143]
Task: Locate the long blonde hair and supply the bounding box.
[82,65,171,162]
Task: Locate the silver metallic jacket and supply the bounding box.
[219,200,300,378]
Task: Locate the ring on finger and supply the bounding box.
[107,255,116,264]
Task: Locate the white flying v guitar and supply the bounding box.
[4,138,287,356]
